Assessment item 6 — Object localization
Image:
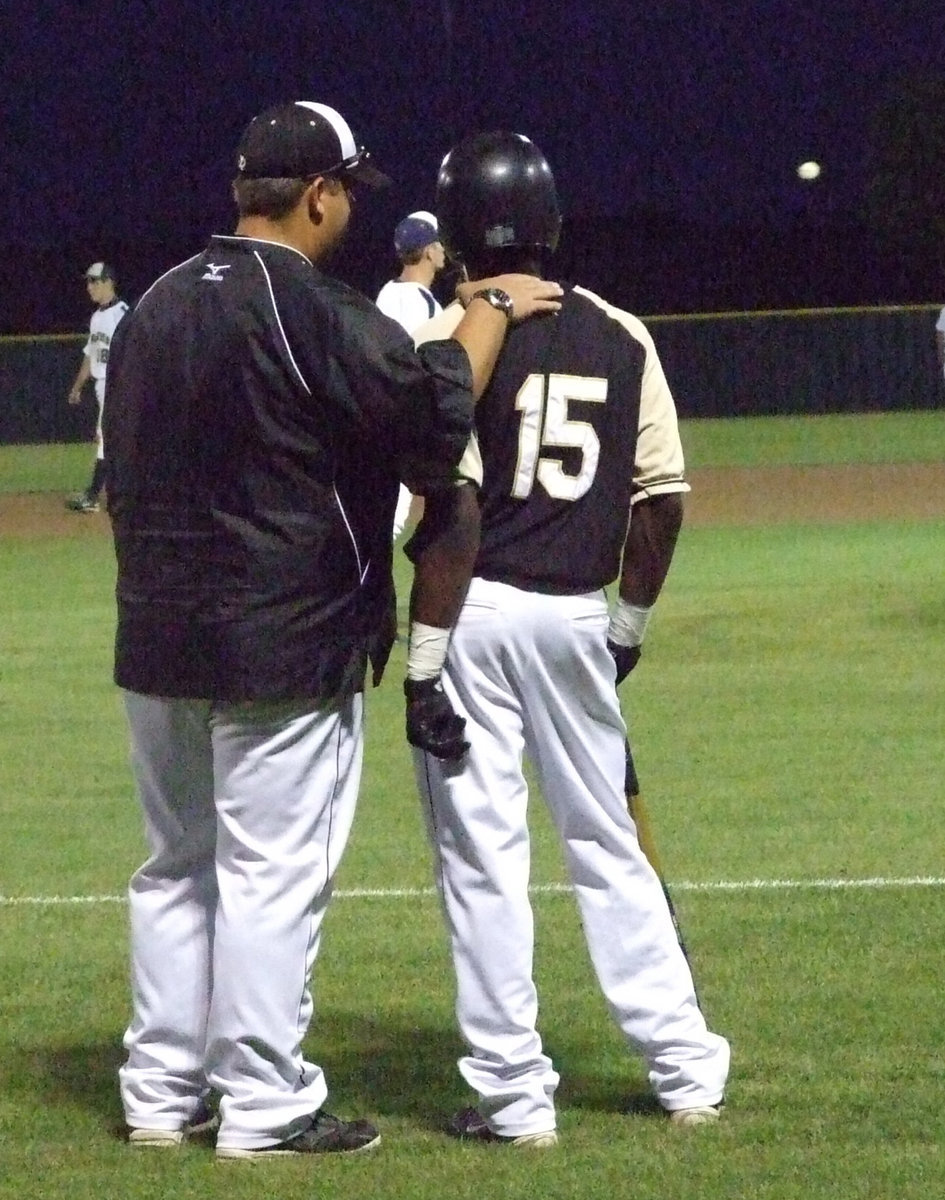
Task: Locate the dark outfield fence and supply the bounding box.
[1,305,942,445]
[648,303,944,418]
[1,334,89,445]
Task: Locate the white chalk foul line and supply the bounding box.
[1,876,944,907]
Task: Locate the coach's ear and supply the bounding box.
[306,177,329,225]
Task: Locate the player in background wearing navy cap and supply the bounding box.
[376,212,448,537]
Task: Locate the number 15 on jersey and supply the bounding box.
[512,373,607,502]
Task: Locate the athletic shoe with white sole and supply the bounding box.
[668,1102,723,1127]
[127,1099,219,1147]
[216,1111,380,1160]
[447,1106,558,1148]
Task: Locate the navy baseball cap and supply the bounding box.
[394,212,440,255]
[85,261,115,281]
[236,101,390,188]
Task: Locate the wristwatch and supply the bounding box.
[470,286,514,321]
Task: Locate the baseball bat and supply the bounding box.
[623,738,697,987]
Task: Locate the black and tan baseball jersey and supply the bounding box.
[416,285,689,594]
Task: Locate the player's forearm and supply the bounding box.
[401,485,479,761]
[618,493,684,607]
[449,298,508,399]
[408,484,480,629]
[70,357,92,395]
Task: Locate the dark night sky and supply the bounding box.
[3,0,941,332]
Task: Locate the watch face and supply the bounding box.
[479,287,513,316]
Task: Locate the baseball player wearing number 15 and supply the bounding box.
[406,132,730,1146]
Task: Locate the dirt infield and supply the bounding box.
[2,462,944,538]
[0,493,115,538]
[683,462,945,526]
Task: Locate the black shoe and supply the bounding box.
[446,1106,558,1148]
[216,1111,380,1159]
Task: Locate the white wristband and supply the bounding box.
[607,598,652,648]
[406,622,451,680]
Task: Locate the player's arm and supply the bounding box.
[452,273,562,398]
[608,494,684,684]
[607,316,688,683]
[619,493,684,606]
[407,481,480,629]
[68,353,92,404]
[402,479,480,762]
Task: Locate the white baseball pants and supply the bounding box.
[118,691,363,1149]
[415,578,729,1137]
[392,483,414,539]
[94,378,105,460]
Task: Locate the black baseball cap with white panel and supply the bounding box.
[235,101,390,188]
[85,262,116,281]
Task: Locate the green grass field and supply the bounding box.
[1,416,943,1199]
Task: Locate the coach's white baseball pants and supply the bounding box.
[119,691,363,1149]
[392,483,414,539]
[415,578,730,1138]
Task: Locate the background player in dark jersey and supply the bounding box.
[405,132,730,1146]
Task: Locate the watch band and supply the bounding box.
[470,286,514,320]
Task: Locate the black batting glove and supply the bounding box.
[607,640,642,685]
[404,677,470,761]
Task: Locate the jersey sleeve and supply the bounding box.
[572,288,688,504]
[284,275,475,481]
[411,303,483,489]
[630,320,690,503]
[411,301,465,346]
[936,307,945,334]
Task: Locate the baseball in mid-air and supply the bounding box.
[796,160,821,181]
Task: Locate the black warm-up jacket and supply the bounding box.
[104,235,472,703]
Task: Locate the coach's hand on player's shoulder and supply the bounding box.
[607,640,641,686]
[457,274,563,323]
[404,676,470,761]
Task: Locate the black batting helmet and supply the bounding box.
[435,132,562,265]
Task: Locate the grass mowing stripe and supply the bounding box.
[2,411,943,494]
[679,409,945,468]
[3,875,944,906]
